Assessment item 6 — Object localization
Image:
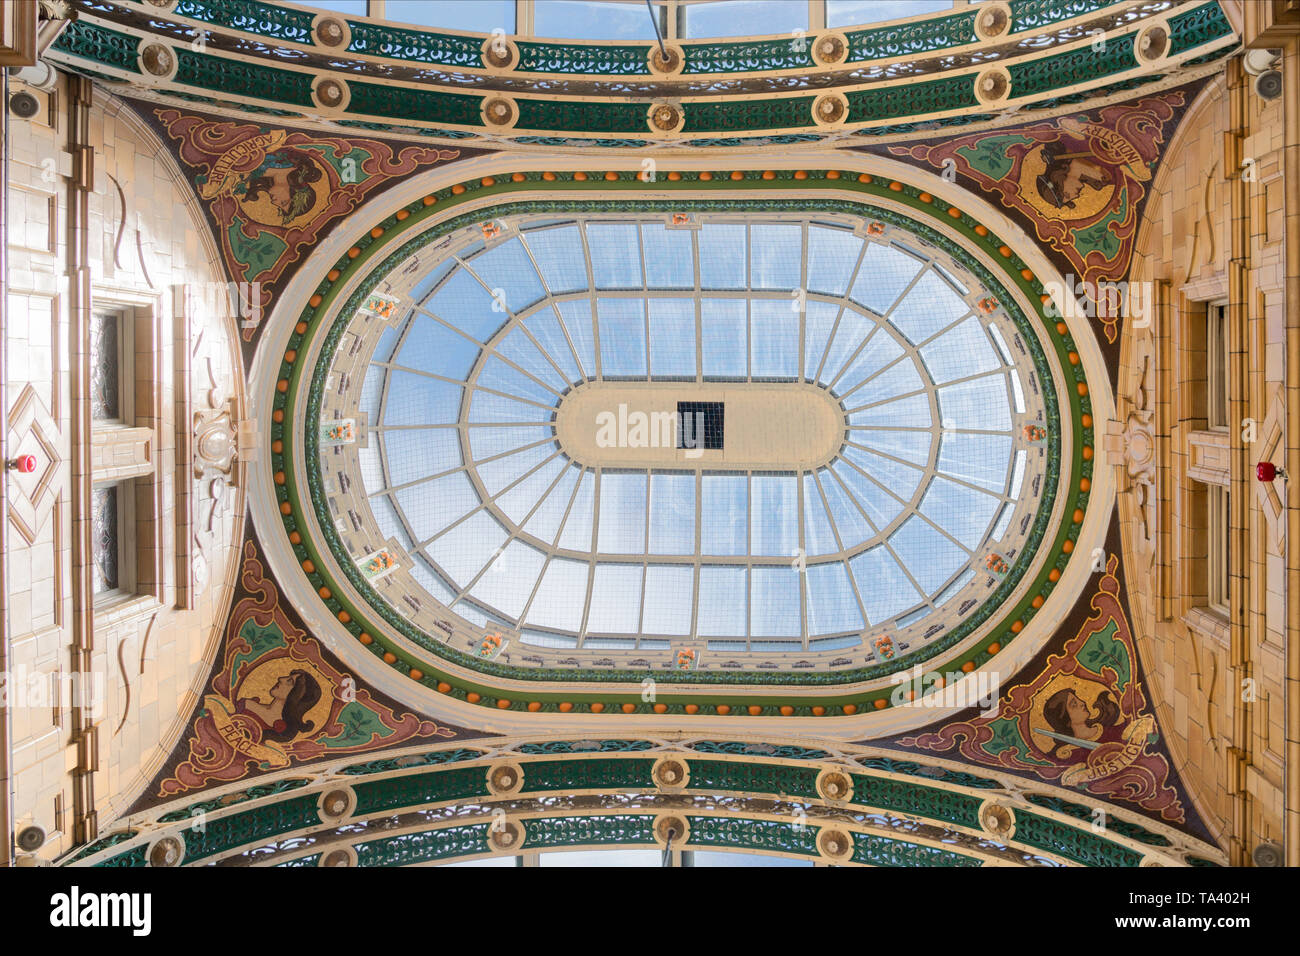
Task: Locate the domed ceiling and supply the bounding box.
[262,171,1096,719]
[341,214,1048,657]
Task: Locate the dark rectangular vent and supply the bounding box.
[677,401,724,450]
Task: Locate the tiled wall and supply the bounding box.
[3,78,245,860]
[1124,68,1289,858]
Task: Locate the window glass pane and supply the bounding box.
[647,298,697,377]
[469,539,547,619]
[522,226,588,294]
[534,1,664,40]
[696,566,747,636]
[750,566,801,638]
[597,472,648,553]
[586,564,643,632]
[701,474,747,555]
[642,564,694,635]
[596,299,648,377]
[806,561,864,635]
[684,0,808,38]
[827,0,953,29]
[91,484,120,594]
[384,0,515,31]
[89,312,121,421]
[701,298,748,377]
[750,475,797,557]
[649,473,695,555]
[749,300,798,378]
[642,223,695,289]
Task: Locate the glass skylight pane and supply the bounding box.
[802,300,840,380]
[696,566,747,636]
[642,565,694,635]
[426,510,507,587]
[849,243,923,314]
[827,0,952,29]
[648,473,695,555]
[698,224,747,289]
[806,562,864,635]
[411,260,455,306]
[988,321,1014,364]
[467,239,545,313]
[382,371,461,426]
[596,299,648,377]
[468,389,552,424]
[385,0,515,31]
[522,464,581,544]
[555,300,597,376]
[356,442,384,494]
[685,0,807,38]
[597,471,648,553]
[937,433,1013,491]
[476,443,554,497]
[495,327,568,392]
[1009,450,1027,500]
[835,328,902,393]
[469,539,547,620]
[521,628,579,649]
[647,298,697,377]
[534,0,661,41]
[802,474,840,556]
[889,269,970,344]
[849,546,922,624]
[831,458,904,529]
[749,224,802,290]
[521,225,588,294]
[586,222,644,289]
[888,515,969,594]
[819,308,876,386]
[847,393,931,429]
[586,564,643,633]
[806,226,863,296]
[525,561,592,634]
[641,223,695,289]
[938,375,1012,431]
[524,308,583,383]
[700,299,748,377]
[919,476,1000,550]
[425,269,507,342]
[701,474,747,555]
[395,470,478,543]
[382,429,460,487]
[478,355,560,405]
[750,566,801,638]
[359,366,385,419]
[749,300,798,378]
[372,325,400,364]
[844,358,924,404]
[750,475,797,556]
[1010,369,1026,414]
[840,446,923,502]
[371,494,411,551]
[410,555,456,605]
[494,455,566,526]
[933,567,975,608]
[990,502,1014,541]
[468,425,552,461]
[852,429,932,466]
[818,471,873,547]
[557,470,596,550]
[919,316,1002,384]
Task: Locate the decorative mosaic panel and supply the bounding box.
[132,534,483,809]
[140,106,481,357]
[887,522,1212,841]
[879,88,1196,355]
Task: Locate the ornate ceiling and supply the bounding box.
[35,0,1249,867]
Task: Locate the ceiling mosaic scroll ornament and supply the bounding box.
[894,548,1200,834]
[144,537,479,806]
[882,91,1191,348]
[145,106,471,354]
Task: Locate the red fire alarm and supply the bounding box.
[1257,461,1287,482]
[9,454,37,474]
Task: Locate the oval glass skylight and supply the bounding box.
[336,213,1050,658]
